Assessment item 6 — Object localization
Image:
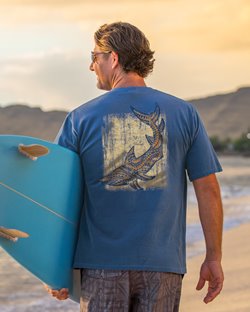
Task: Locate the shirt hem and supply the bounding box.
[189,167,222,182]
[73,262,187,275]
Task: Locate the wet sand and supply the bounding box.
[180,222,250,312]
[181,156,250,311]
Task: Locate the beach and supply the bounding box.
[181,155,250,312]
[1,155,250,311]
[181,222,250,312]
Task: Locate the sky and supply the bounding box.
[0,0,250,111]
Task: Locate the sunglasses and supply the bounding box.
[91,51,111,63]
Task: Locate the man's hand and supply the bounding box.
[196,260,224,304]
[44,284,69,300]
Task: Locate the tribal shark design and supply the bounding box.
[101,105,165,190]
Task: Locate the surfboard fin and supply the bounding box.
[0,227,29,242]
[18,144,49,161]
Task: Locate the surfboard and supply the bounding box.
[0,135,83,302]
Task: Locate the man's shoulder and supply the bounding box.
[152,88,195,111]
[74,92,110,112]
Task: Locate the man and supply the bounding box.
[49,22,224,311]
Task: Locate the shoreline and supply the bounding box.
[180,222,250,312]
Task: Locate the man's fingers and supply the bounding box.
[55,288,69,300]
[43,283,51,292]
[196,276,205,290]
[204,281,223,304]
[51,290,59,297]
[197,260,224,304]
[44,284,69,300]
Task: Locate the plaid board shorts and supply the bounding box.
[80,269,182,312]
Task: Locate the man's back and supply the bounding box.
[56,86,221,274]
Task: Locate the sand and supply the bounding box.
[180,222,250,312]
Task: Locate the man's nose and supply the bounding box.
[89,62,94,71]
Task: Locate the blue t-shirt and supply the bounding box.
[55,86,222,274]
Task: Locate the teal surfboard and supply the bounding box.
[0,135,83,302]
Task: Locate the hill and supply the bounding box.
[0,104,67,141]
[0,86,249,141]
[190,86,250,139]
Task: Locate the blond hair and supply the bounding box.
[94,22,155,78]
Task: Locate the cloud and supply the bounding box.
[0,0,170,5]
[149,50,250,100]
[0,0,249,110]
[0,52,104,111]
[1,0,249,54]
[1,48,250,112]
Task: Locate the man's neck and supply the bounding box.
[111,71,146,89]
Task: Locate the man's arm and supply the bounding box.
[192,173,224,304]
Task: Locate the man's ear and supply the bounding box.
[111,51,119,69]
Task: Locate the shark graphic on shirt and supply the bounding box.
[101,105,165,190]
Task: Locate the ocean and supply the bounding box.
[1,156,250,311]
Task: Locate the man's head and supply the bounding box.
[94,22,155,78]
[90,22,154,90]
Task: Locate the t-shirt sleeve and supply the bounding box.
[54,112,79,153]
[185,107,222,181]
